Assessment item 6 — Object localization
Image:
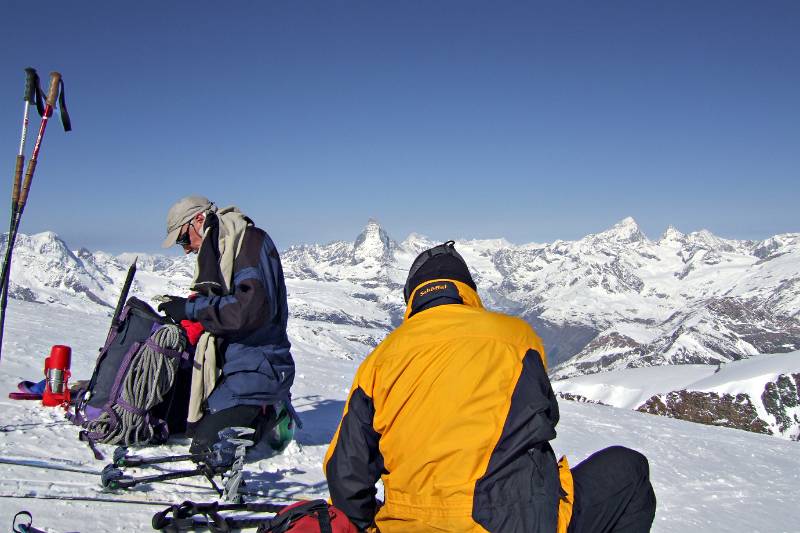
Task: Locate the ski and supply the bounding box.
[102,439,253,500]
[110,426,256,468]
[0,456,98,475]
[0,492,176,506]
[0,427,268,507]
[97,427,258,502]
[0,459,269,499]
[0,457,220,493]
[0,452,90,467]
[111,447,205,468]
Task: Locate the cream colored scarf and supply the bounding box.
[187,207,252,424]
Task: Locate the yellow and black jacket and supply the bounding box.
[324,279,573,532]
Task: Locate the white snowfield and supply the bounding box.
[1,300,799,532]
[551,352,800,439]
[553,364,719,409]
[552,352,800,410]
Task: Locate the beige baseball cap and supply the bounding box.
[161,195,213,248]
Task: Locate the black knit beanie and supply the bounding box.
[404,243,476,302]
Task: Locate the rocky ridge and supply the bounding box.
[636,371,800,440]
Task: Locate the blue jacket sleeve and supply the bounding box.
[185,235,280,337]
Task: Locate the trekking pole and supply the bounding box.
[0,69,42,365]
[0,71,71,364]
[10,69,44,236]
[17,72,67,225]
[0,69,43,303]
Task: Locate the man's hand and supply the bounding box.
[158,296,188,323]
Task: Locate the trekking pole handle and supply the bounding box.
[17,73,60,210]
[46,72,62,109]
[12,156,24,206]
[18,160,37,209]
[24,68,38,102]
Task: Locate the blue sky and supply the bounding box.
[1,1,798,253]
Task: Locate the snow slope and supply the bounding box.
[552,353,800,440]
[1,300,799,532]
[552,364,719,409]
[552,354,800,410]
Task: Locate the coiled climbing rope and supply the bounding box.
[85,324,186,446]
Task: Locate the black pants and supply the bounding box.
[568,446,657,533]
[189,404,277,454]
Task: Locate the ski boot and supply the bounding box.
[265,405,295,452]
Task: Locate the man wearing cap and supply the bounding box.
[324,241,656,532]
[160,195,296,453]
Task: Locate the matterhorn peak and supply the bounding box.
[352,218,396,264]
[596,217,647,244]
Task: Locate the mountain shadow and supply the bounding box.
[523,313,599,368]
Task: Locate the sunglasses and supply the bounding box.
[175,225,191,247]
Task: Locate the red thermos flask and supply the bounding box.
[42,345,71,407]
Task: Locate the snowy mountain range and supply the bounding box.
[4,217,798,374]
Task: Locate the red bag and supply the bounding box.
[257,500,359,533]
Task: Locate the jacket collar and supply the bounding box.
[404,278,483,321]
[192,213,225,295]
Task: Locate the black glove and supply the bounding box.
[158,297,188,323]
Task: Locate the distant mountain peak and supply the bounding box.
[10,231,75,259]
[4,230,62,246]
[401,232,435,255]
[352,219,395,263]
[595,217,647,244]
[404,231,431,243]
[684,228,737,252]
[660,225,686,243]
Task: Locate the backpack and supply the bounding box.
[70,297,192,449]
[257,500,359,533]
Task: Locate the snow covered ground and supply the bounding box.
[552,353,800,439]
[1,299,799,532]
[552,364,719,409]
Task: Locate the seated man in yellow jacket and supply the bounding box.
[324,241,656,532]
